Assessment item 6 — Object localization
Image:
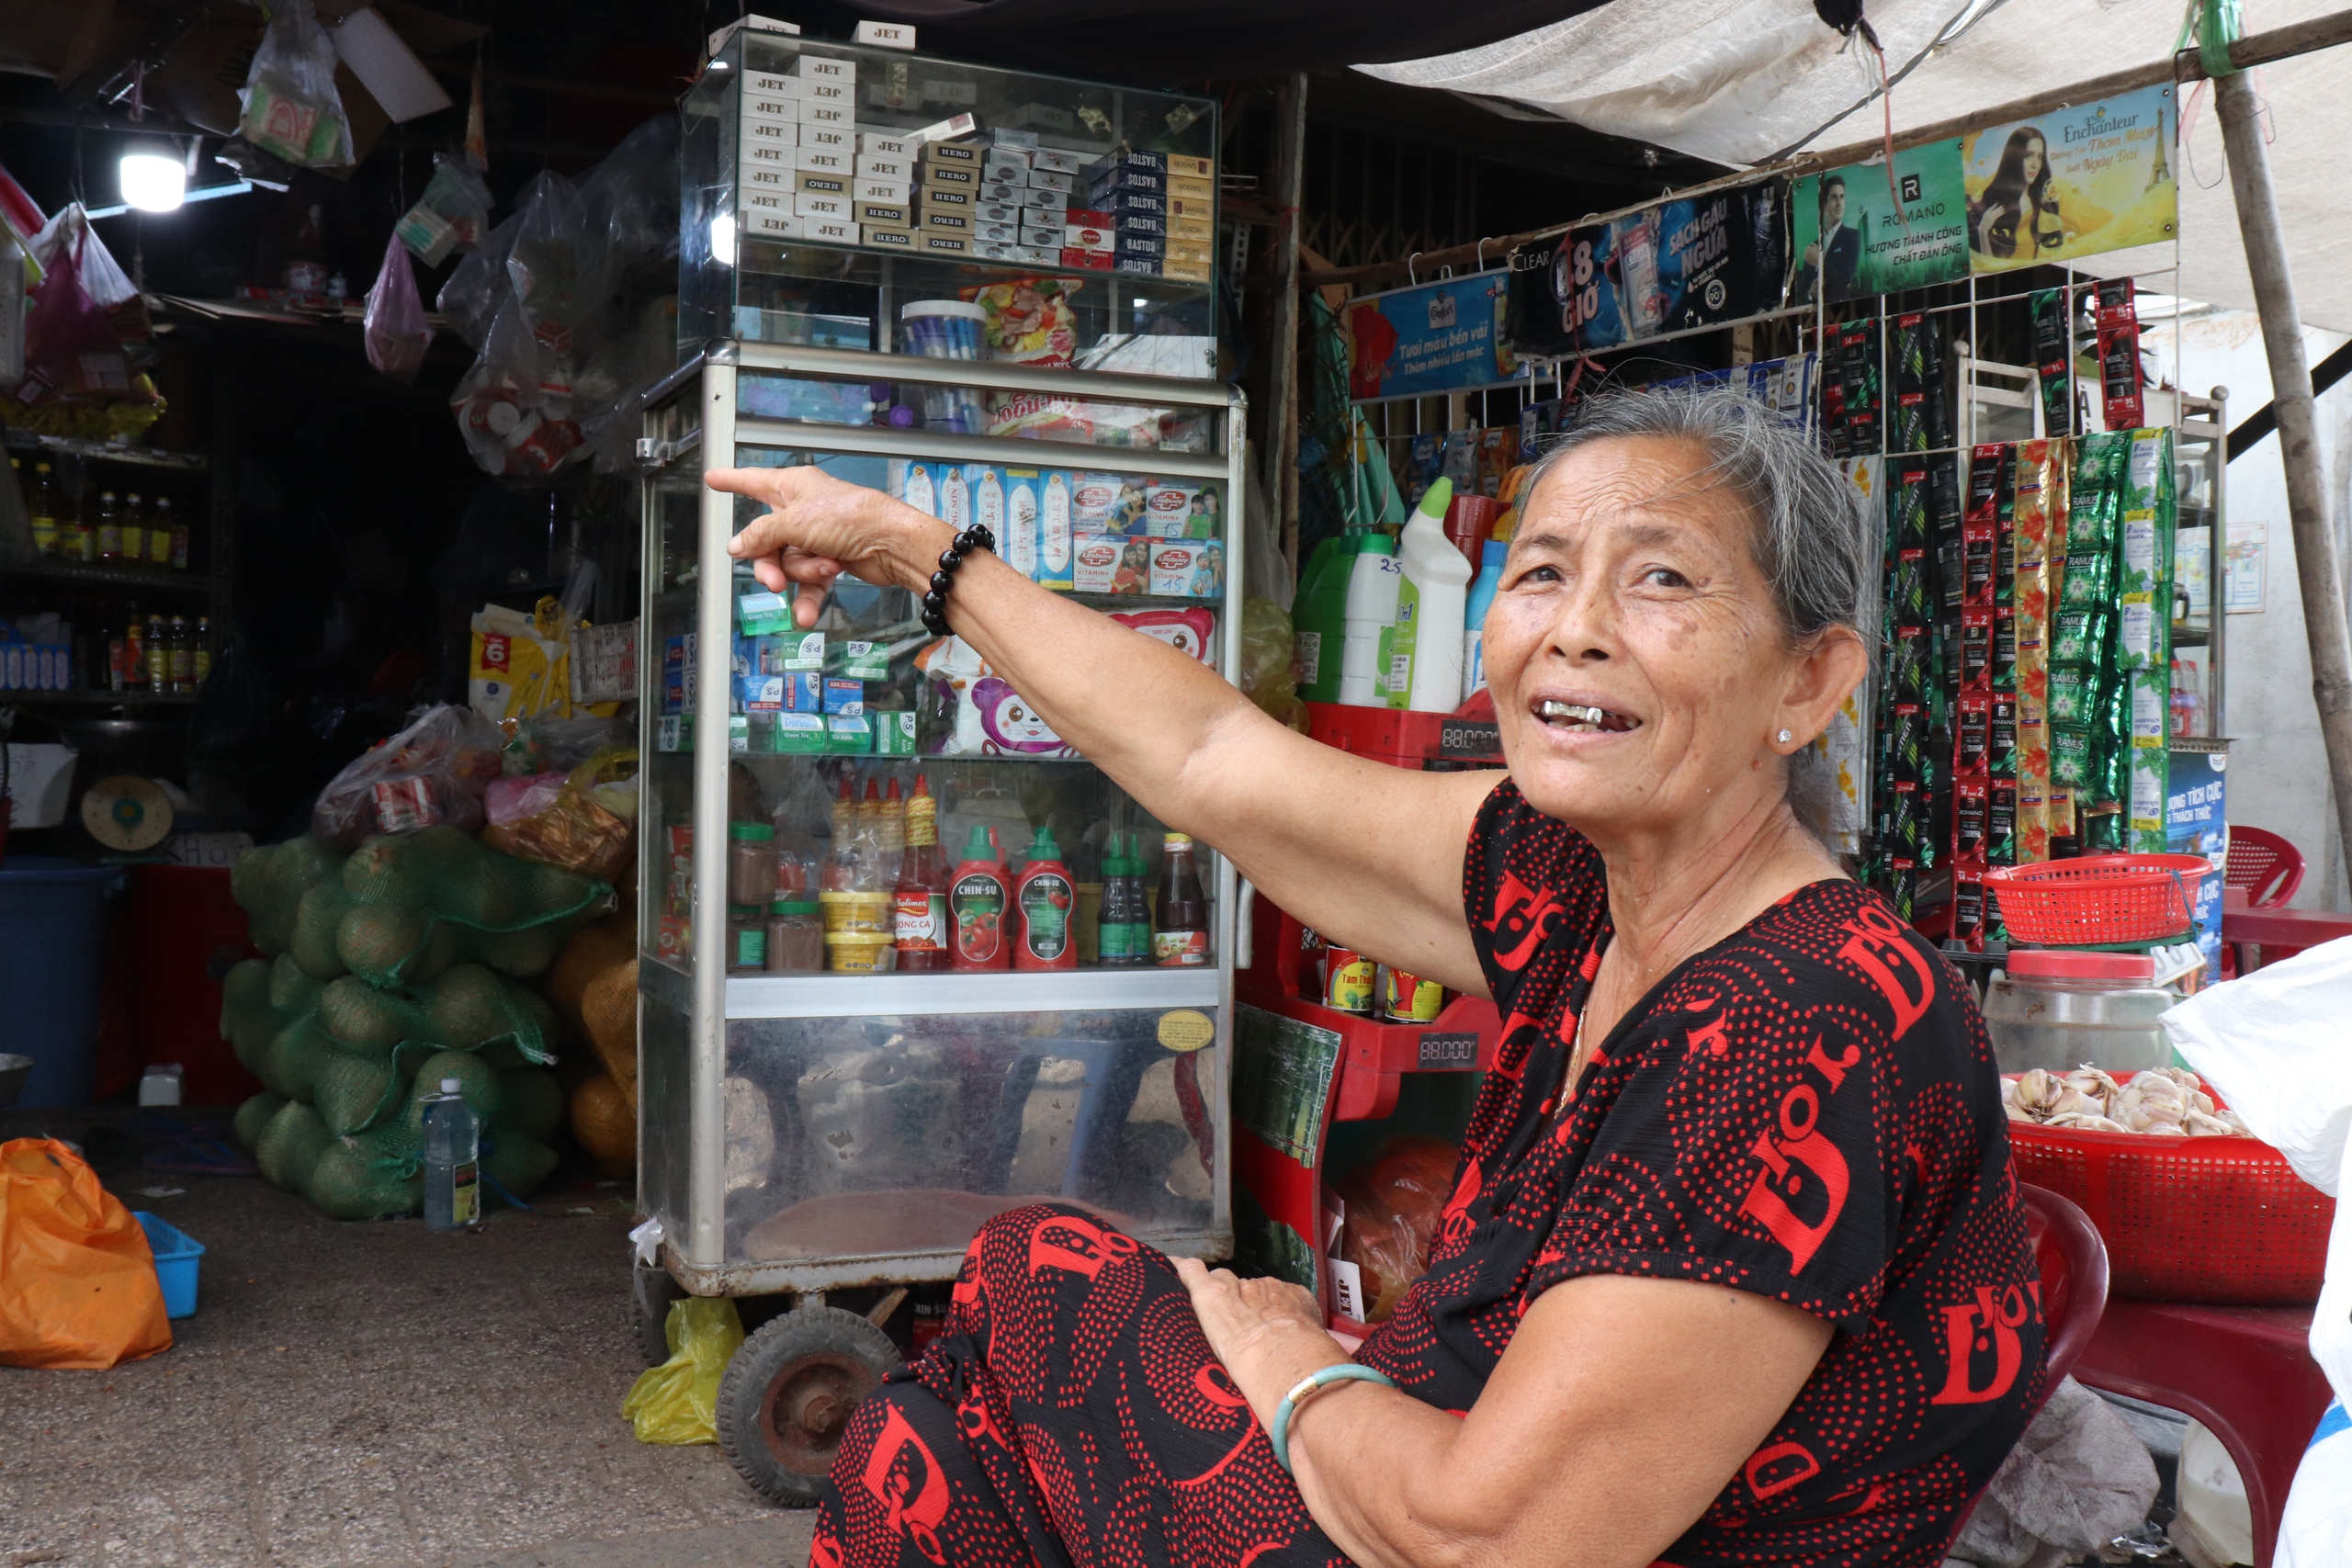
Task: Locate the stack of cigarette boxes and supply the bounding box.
[738,54,860,244]
[1075,150,1215,282]
[969,130,1077,266]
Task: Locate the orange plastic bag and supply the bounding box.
[0,1138,173,1369]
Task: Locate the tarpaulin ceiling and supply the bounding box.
[777,0,1617,83]
[1362,0,2352,331]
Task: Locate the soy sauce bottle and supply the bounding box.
[1151,832,1211,967]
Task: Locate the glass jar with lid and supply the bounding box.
[728,821,776,907]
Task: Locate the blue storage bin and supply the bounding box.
[0,859,123,1107]
[133,1211,205,1319]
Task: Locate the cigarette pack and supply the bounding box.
[920,233,970,255]
[802,100,852,130]
[1027,169,1076,195]
[858,132,912,157]
[921,209,971,233]
[792,147,849,174]
[741,91,801,123]
[1159,259,1212,284]
[740,163,792,194]
[1087,166,1164,200]
[801,80,851,109]
[922,137,986,165]
[854,179,908,206]
[742,209,799,240]
[1116,211,1167,237]
[1029,148,1083,176]
[910,113,978,144]
[1115,231,1165,256]
[801,124,851,152]
[865,226,915,251]
[988,128,1040,150]
[919,186,971,209]
[743,143,792,175]
[743,69,804,99]
[857,199,913,227]
[1167,212,1213,242]
[1063,220,1114,252]
[1089,147,1168,175]
[983,150,1031,180]
[1013,244,1057,265]
[855,154,909,181]
[978,181,1024,205]
[1164,154,1215,179]
[794,192,849,219]
[1114,257,1160,277]
[922,163,979,190]
[741,118,797,152]
[1091,188,1165,216]
[1167,175,1214,202]
[1019,225,1062,250]
[1019,186,1068,211]
[974,201,1025,225]
[974,220,1023,244]
[789,55,853,82]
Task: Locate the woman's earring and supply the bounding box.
[1777,728,1792,745]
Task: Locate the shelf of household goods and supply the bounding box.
[0,560,215,594]
[721,965,1223,1019]
[1,432,208,471]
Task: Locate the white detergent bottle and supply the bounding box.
[1337,533,1402,706]
[1391,477,1471,712]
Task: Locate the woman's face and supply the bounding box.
[2022,137,2045,183]
[1483,437,1817,842]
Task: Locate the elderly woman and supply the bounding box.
[711,389,2042,1568]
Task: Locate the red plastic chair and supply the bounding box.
[2021,1182,2110,1388]
[2225,827,2306,908]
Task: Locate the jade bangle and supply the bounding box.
[1270,1363,1396,1474]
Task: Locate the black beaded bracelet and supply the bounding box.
[920,523,997,636]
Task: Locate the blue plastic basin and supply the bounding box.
[133,1211,205,1319]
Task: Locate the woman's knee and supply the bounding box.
[963,1201,1146,1302]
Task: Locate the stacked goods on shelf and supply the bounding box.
[2012,442,2064,862]
[970,134,1076,266]
[1890,311,1952,456]
[2095,281,2146,432]
[2117,428,2176,852]
[2030,289,2075,435]
[220,709,626,1219]
[1078,150,1215,284]
[1871,456,1939,920]
[738,53,863,246]
[915,130,983,257]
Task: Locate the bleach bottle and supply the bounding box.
[1293,533,1359,704]
[1337,533,1401,706]
[1388,477,1471,712]
[1462,539,1508,702]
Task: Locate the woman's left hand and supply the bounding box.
[1170,1257,1351,1422]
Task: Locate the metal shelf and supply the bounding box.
[3,432,208,471]
[725,965,1223,1020]
[0,688,197,705]
[734,412,1228,481]
[0,561,215,593]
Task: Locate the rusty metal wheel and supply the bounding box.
[717,1305,902,1506]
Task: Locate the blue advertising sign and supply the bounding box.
[2165,741,2228,985]
[1345,273,1515,401]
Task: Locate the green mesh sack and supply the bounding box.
[497,1066,563,1143]
[482,1132,558,1201]
[233,1091,287,1152]
[306,1137,423,1220]
[335,827,614,987]
[268,953,324,1018]
[289,880,354,980]
[313,964,557,1066]
[255,1100,334,1190]
[313,1047,413,1137]
[407,1049,507,1130]
[231,836,348,956]
[221,960,278,1074]
[264,1015,337,1104]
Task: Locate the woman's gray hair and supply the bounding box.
[1523,385,1877,838]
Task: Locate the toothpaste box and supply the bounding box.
[1003,468,1045,583]
[872,710,919,755]
[657,714,694,752]
[1148,539,1225,600]
[771,712,827,753]
[825,715,873,753]
[780,671,822,711]
[821,677,864,716]
[1036,469,1074,590]
[663,632,697,713]
[830,639,891,680]
[1071,534,1151,594]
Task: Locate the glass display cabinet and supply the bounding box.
[631,31,1241,1506]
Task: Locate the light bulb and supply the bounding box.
[709,212,736,266]
[119,152,186,213]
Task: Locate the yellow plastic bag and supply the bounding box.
[0,1138,173,1370]
[622,1296,744,1444]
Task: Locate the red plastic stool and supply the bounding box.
[2075,1302,2330,1566]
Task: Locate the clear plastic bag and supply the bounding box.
[311,704,505,849]
[578,112,681,276]
[394,153,494,267]
[363,231,433,384]
[1335,1136,1458,1323]
[1240,596,1307,732]
[449,301,584,478]
[503,712,624,776]
[481,748,637,882]
[505,171,606,363]
[436,211,522,352]
[19,229,129,400]
[236,0,353,171]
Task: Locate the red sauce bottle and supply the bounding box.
[1012,825,1078,971]
[948,823,1011,971]
[893,774,952,972]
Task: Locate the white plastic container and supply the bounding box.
[1337,534,1402,707]
[1392,479,1471,712]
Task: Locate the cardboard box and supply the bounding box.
[825,715,873,753]
[1114,256,1160,277]
[831,640,892,681]
[1064,219,1114,252]
[857,199,913,228]
[1115,231,1165,256]
[741,91,802,123]
[1163,238,1214,265]
[795,192,849,219]
[855,154,909,181]
[1167,212,1214,242]
[1019,225,1062,250]
[1030,148,1083,176]
[742,209,800,240]
[872,711,919,755]
[741,162,793,194]
[922,209,971,233]
[800,123,851,152]
[780,671,822,711]
[919,233,971,256]
[1071,534,1150,594]
[1014,244,1057,266]
[771,713,827,753]
[744,69,805,99]
[1164,153,1215,180]
[1159,259,1212,284]
[865,226,916,251]
[821,677,865,716]
[741,118,798,152]
[975,220,1023,244]
[922,137,986,164]
[1167,175,1214,204]
[790,55,854,82]
[795,170,852,197]
[793,146,850,175]
[1147,539,1224,599]
[922,163,979,190]
[859,132,913,157]
[974,200,1025,225]
[800,100,853,130]
[742,141,793,173]
[919,186,972,209]
[808,217,858,245]
[1027,169,1075,195]
[1019,186,1069,211]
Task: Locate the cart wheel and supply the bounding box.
[632,1259,686,1367]
[718,1305,901,1506]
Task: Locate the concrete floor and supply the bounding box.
[0,1116,817,1568]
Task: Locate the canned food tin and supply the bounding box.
[1322,946,1374,1013]
[1380,965,1444,1022]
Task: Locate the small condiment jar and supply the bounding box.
[727,821,776,908]
[765,898,825,974]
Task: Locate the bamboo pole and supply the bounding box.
[2212,68,2352,872]
[1264,73,1310,578]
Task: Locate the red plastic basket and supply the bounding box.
[1984,853,2211,945]
[2007,1105,2335,1305]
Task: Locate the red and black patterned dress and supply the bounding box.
[812,780,2043,1568]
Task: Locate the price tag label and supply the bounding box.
[1416,1032,1478,1068]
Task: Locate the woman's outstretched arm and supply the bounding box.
[710,464,1495,993]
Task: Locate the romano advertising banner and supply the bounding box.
[1962,85,2177,274]
[1792,142,1971,304]
[1343,272,1515,400]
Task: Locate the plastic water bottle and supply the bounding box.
[423,1077,481,1231]
[1337,533,1402,706]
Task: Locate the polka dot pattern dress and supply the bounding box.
[809,781,2042,1568]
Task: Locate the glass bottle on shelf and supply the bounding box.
[892,774,951,972]
[119,492,146,564]
[26,462,57,558]
[1152,832,1211,967]
[149,497,176,567]
[62,484,92,562]
[168,615,195,694]
[144,612,168,693]
[192,616,212,687]
[169,500,190,571]
[122,606,144,692]
[94,491,122,561]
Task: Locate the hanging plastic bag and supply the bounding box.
[449,303,584,478]
[437,211,522,352]
[311,703,505,849]
[395,153,494,267]
[237,0,354,170]
[504,171,606,362]
[622,1296,744,1444]
[364,231,433,384]
[17,229,128,401]
[0,1138,174,1370]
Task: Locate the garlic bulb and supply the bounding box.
[2007,1065,2252,1136]
[2045,1111,2131,1134]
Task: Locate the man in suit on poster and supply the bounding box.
[1794,174,1860,303]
